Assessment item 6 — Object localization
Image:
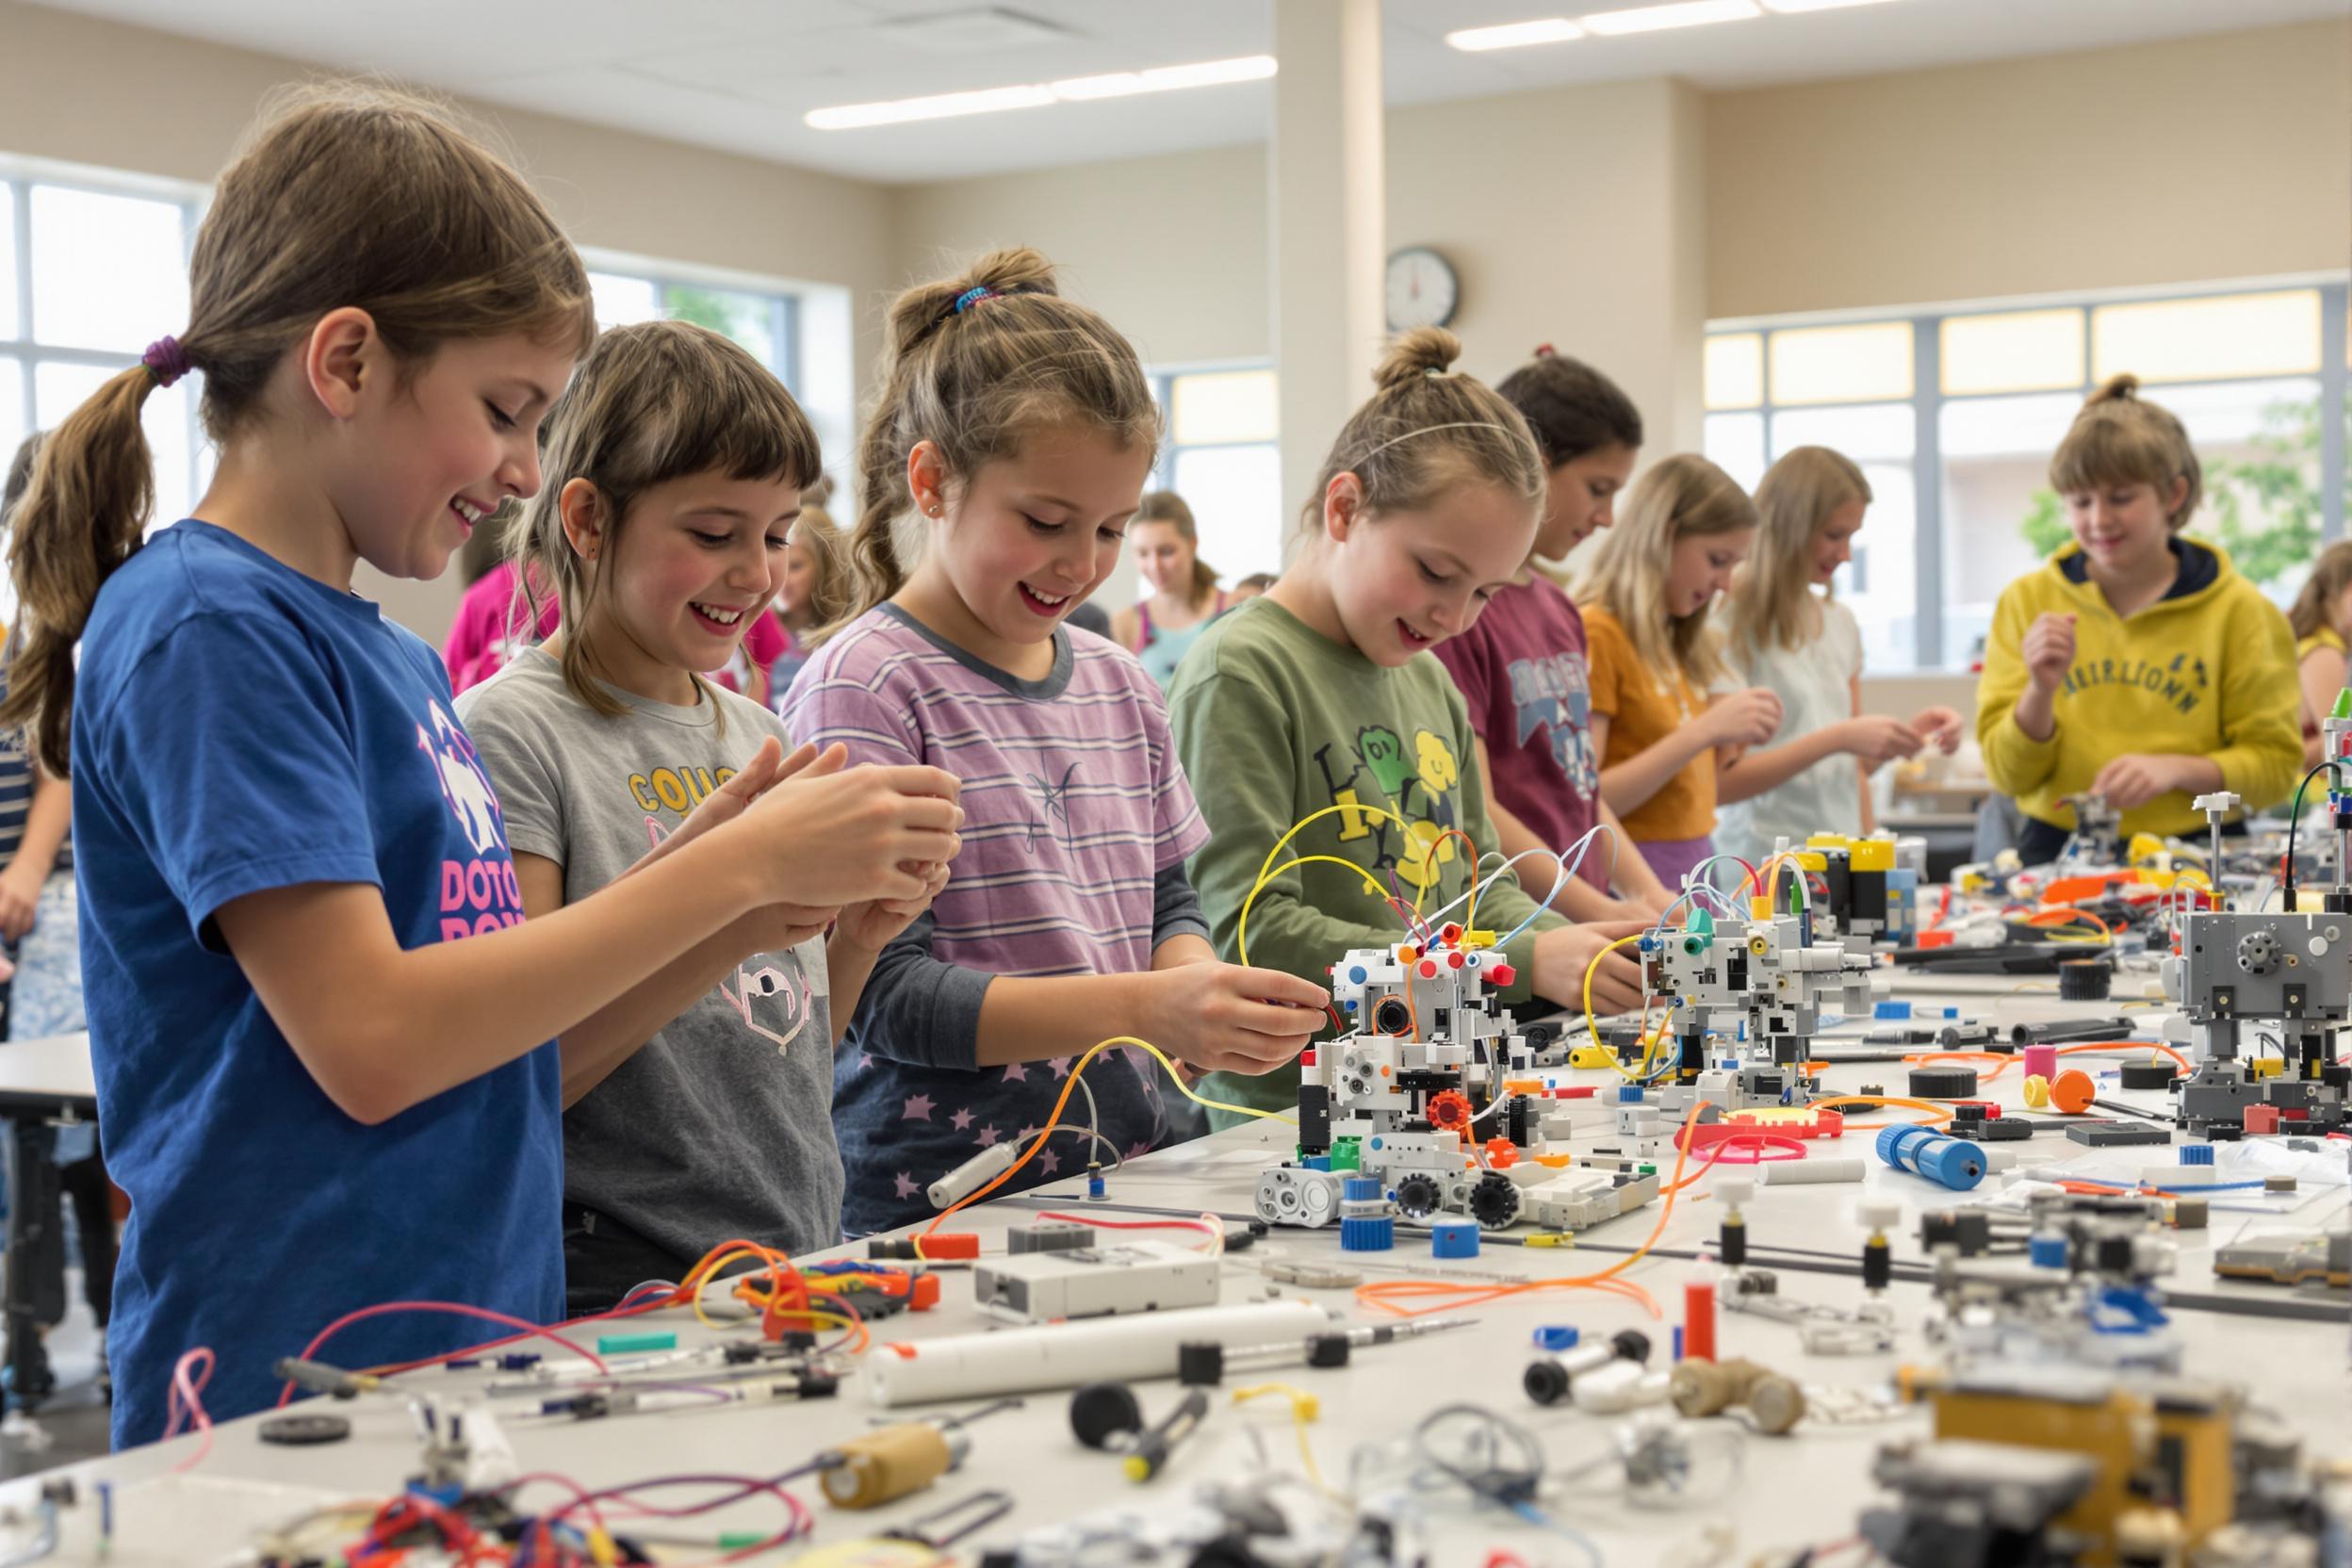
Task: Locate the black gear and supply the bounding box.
[1393,1174,1444,1219]
[1467,1171,1521,1230]
[1907,1066,1979,1099]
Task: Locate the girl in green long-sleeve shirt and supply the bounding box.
[1168,329,1649,1124]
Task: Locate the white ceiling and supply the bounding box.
[24,0,2351,184]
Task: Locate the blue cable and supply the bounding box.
[1511,1502,1605,1568]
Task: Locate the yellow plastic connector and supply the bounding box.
[2249,1055,2285,1081]
[1570,1042,1619,1070]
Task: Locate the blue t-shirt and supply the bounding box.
[74,521,562,1448]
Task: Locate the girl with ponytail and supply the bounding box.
[779,250,1325,1235]
[1166,329,1653,1127]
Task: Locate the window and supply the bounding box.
[1149,367,1283,587]
[585,267,795,388]
[1706,280,2350,670]
[0,172,207,609]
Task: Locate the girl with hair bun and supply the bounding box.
[1112,490,1227,690]
[1169,328,1650,1126]
[781,249,1326,1234]
[1975,375,2298,860]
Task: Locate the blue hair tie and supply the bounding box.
[952,286,999,315]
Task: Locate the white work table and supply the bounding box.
[8,993,2349,1567]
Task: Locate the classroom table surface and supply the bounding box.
[0,1032,95,1112]
[5,988,2347,1567]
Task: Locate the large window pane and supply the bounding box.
[1704,334,1762,411]
[34,361,193,534]
[1939,394,2080,667]
[2162,378,2324,600]
[589,271,661,329]
[663,284,776,367]
[1171,370,1278,446]
[0,189,18,341]
[1169,444,1283,583]
[0,365,24,476]
[2092,290,2321,385]
[1769,402,1914,463]
[1769,321,1911,407]
[1703,413,1766,493]
[28,185,188,354]
[1842,462,1917,675]
[1941,309,2084,396]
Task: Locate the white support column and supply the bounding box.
[1269,0,1386,557]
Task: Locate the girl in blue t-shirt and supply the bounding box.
[3,88,961,1447]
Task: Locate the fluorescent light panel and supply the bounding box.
[1581,0,1762,35]
[1760,0,1904,10]
[809,55,1275,129]
[1446,18,1585,51]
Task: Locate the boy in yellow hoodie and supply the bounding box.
[1976,375,2299,863]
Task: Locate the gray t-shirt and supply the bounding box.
[455,647,843,1264]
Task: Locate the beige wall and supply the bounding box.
[1707,19,2352,320]
[0,0,898,637]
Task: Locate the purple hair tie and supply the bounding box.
[141,335,191,389]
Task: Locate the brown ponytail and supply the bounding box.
[1,84,595,775]
[815,247,1159,645]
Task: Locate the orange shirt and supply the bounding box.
[1581,604,1716,841]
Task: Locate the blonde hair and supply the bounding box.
[821,248,1159,643]
[1576,453,1757,688]
[2049,374,2202,531]
[507,318,820,720]
[787,502,856,634]
[1727,446,1871,658]
[1135,490,1219,609]
[2,85,596,774]
[2291,540,2352,644]
[1301,329,1545,552]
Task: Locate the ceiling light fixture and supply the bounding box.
[1760,0,1906,10]
[808,55,1276,129]
[1445,18,1586,51]
[1580,0,1762,36]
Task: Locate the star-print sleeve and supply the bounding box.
[841,908,990,1072]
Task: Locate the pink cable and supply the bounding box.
[163,1347,216,1474]
[275,1300,609,1408]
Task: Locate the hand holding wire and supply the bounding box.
[1138,963,1329,1076]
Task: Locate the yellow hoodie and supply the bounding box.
[1975,538,2299,839]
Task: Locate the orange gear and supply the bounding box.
[1483,1137,1519,1169]
[1426,1089,1474,1135]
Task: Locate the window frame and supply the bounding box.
[1144,359,1283,594]
[1707,274,2351,671]
[579,247,802,394]
[0,158,210,523]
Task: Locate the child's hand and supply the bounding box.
[734,901,839,956]
[1911,706,1965,755]
[736,747,963,907]
[642,736,810,872]
[1138,963,1329,1077]
[1531,921,1647,1015]
[1838,714,1926,766]
[2090,754,2188,810]
[833,860,953,954]
[0,865,39,943]
[1703,688,1785,749]
[2023,612,2077,694]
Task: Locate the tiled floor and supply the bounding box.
[0,1272,111,1478]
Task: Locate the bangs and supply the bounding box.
[2049,412,2184,498]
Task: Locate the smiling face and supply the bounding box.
[334,331,577,582]
[1533,442,1639,561]
[911,421,1154,664]
[2065,478,2180,580]
[1665,526,1756,619]
[1810,498,1867,587]
[567,468,801,703]
[1321,474,1539,667]
[1132,518,1197,597]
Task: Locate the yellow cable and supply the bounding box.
[1581,932,1662,1082]
[1237,804,1418,966]
[1232,1383,1331,1494]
